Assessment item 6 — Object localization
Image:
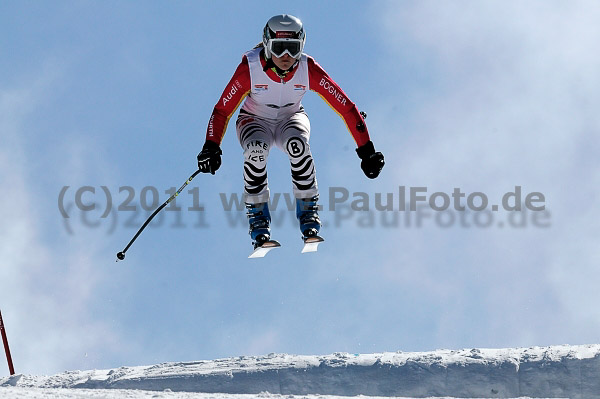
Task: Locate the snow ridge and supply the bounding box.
[2,344,599,398]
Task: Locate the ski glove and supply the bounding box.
[356,140,385,179]
[197,140,222,175]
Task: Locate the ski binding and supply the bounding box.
[248,240,281,258]
[301,235,324,253]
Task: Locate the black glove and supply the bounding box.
[356,140,384,179]
[197,140,222,175]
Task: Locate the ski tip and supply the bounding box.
[302,236,324,253]
[248,240,281,259]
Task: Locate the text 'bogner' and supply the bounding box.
[319,78,347,106]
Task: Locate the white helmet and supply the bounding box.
[262,14,306,60]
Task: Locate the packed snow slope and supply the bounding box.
[0,389,558,399]
[2,344,599,398]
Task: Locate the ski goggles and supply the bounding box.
[267,39,303,58]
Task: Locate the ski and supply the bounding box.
[301,235,324,253]
[248,240,281,258]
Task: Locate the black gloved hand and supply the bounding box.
[356,140,384,179]
[197,140,222,175]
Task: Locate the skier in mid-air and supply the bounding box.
[197,14,384,253]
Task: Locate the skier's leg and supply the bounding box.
[237,113,275,246]
[275,111,318,199]
[237,113,273,204]
[275,111,321,237]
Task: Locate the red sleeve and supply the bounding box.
[308,56,370,147]
[206,56,251,145]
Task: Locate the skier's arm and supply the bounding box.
[199,56,251,174]
[307,56,370,147]
[308,56,384,178]
[205,56,251,145]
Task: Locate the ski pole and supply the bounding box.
[0,309,15,375]
[116,169,202,261]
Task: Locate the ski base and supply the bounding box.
[248,240,281,258]
[301,235,325,253]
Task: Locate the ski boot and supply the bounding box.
[246,202,271,248]
[296,195,324,252]
[246,202,280,258]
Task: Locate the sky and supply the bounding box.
[1,0,599,376]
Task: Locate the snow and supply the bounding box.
[0,388,537,399]
[1,344,599,398]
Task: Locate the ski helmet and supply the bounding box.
[262,14,306,60]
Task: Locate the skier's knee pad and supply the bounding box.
[285,136,310,160]
[244,140,270,166]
